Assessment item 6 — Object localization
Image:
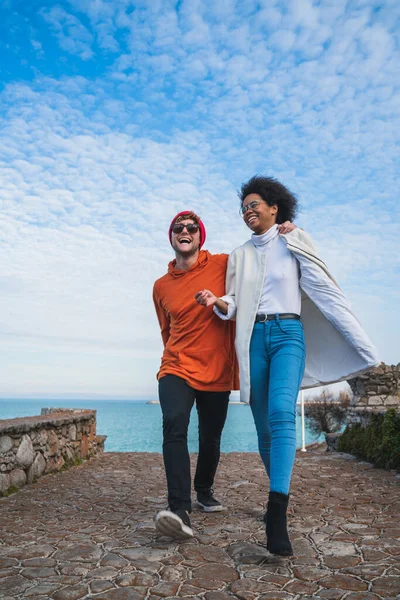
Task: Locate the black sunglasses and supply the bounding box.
[172,223,200,234]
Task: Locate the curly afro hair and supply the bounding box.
[239,175,298,224]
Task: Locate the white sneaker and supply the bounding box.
[155,509,194,539]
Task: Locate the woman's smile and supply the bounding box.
[245,213,259,226]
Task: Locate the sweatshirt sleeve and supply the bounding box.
[152,283,170,347]
[213,251,237,321]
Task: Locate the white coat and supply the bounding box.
[219,228,380,404]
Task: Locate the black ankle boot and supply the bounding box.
[264,491,293,556]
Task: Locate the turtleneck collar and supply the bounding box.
[251,224,279,247]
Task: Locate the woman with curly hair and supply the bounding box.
[196,175,379,556]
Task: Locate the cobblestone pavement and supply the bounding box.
[0,447,399,600]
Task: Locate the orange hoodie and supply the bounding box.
[153,250,239,392]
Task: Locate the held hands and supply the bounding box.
[278,221,297,234]
[195,289,218,307]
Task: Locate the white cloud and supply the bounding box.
[288,0,319,28]
[66,0,120,52]
[41,6,94,60]
[1,0,399,398]
[0,85,249,397]
[268,29,297,52]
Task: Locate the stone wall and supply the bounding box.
[347,362,400,417]
[0,408,106,496]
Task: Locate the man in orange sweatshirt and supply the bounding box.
[153,210,294,539]
[153,210,238,539]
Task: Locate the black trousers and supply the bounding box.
[158,374,230,512]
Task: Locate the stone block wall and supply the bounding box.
[346,362,400,426]
[347,362,400,414]
[0,408,106,496]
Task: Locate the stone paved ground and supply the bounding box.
[0,447,399,600]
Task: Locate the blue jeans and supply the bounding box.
[249,317,306,495]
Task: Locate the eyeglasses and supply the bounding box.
[171,223,200,234]
[240,200,260,216]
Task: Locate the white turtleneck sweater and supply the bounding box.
[252,224,301,315]
[217,224,301,320]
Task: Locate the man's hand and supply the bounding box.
[195,289,218,307]
[278,221,297,234]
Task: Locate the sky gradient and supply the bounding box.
[1,0,399,399]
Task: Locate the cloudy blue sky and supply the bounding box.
[0,0,399,400]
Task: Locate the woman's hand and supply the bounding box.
[195,289,218,307]
[278,221,297,234]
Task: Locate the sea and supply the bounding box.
[0,399,323,452]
